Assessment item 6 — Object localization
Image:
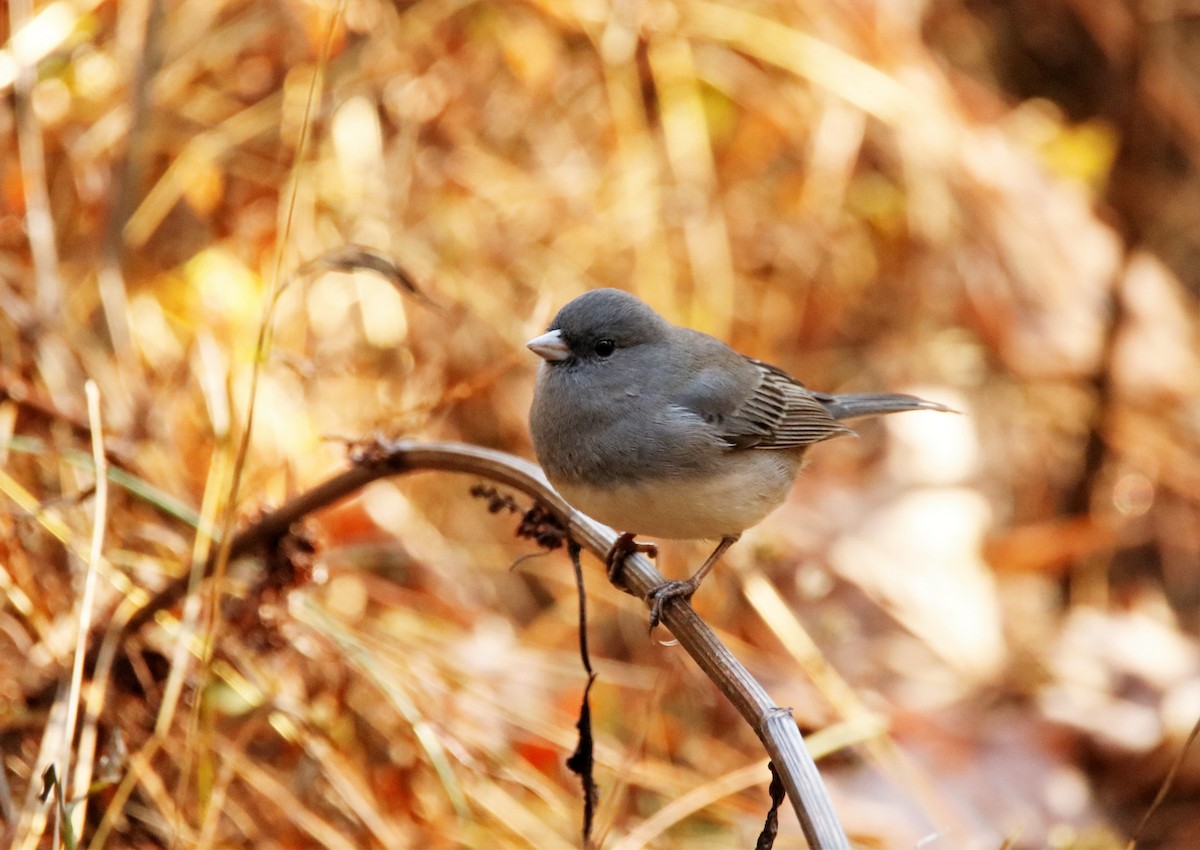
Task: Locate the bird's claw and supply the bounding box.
[645,577,699,632]
[604,532,657,587]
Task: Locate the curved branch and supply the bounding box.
[116,439,849,849]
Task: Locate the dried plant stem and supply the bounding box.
[64,382,109,837]
[9,0,62,316]
[112,439,848,849]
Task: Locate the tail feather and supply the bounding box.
[815,391,956,421]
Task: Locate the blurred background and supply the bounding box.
[1,0,1199,847]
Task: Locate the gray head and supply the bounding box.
[526,289,669,367]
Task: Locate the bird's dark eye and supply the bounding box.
[594,339,616,358]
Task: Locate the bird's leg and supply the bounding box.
[646,535,739,631]
[605,532,658,588]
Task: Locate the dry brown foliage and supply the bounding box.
[1,0,1199,847]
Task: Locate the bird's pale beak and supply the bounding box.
[526,329,570,361]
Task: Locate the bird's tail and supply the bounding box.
[815,392,956,421]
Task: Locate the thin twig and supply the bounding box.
[100,439,848,849]
[1126,712,1200,850]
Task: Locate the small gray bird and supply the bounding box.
[527,288,952,628]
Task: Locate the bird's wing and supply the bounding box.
[672,345,852,450]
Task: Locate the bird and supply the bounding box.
[527,288,953,628]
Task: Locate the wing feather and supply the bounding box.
[666,331,853,451]
[679,357,852,450]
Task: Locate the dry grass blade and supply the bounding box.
[467,779,577,850]
[293,598,471,818]
[610,758,773,850]
[211,745,363,848]
[8,0,62,316]
[680,1,916,122]
[266,713,412,848]
[296,244,435,306]
[62,382,110,839]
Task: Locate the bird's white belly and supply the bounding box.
[553,453,800,539]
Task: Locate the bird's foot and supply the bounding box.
[605,532,657,588]
[645,576,700,632]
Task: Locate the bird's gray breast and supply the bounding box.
[530,362,725,487]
